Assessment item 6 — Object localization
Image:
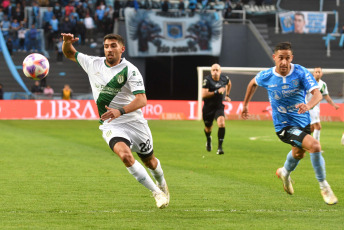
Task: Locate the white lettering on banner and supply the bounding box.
[82,101,98,118]
[143,104,163,115]
[188,101,197,119]
[58,101,72,118]
[35,100,98,119]
[236,102,244,114]
[35,100,49,118]
[223,102,233,115]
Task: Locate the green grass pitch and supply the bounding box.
[0,120,343,229]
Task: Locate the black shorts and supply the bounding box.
[276,124,311,148]
[202,107,225,128]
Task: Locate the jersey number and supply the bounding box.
[139,139,152,152]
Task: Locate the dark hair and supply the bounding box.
[294,12,305,19]
[274,42,292,53]
[103,34,125,46]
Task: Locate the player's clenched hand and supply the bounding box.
[295,103,310,114]
[218,87,226,94]
[225,96,231,102]
[101,105,121,122]
[241,106,249,120]
[61,33,79,44]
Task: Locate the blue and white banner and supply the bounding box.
[124,8,223,57]
[279,11,327,34]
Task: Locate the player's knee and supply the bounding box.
[120,151,135,166]
[293,150,305,159]
[310,139,321,153]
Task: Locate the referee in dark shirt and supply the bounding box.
[202,63,232,155]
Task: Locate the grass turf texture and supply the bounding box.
[0,120,343,229]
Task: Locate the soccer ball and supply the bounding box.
[23,53,50,80]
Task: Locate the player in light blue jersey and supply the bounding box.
[241,42,337,205]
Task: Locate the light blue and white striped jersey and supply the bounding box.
[255,63,318,132]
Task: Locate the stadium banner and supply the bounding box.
[0,100,343,121]
[124,8,223,57]
[279,11,327,34]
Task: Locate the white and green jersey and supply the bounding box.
[305,79,328,110]
[76,52,146,123]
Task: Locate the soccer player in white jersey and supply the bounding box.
[241,42,338,205]
[61,33,169,209]
[305,67,339,142]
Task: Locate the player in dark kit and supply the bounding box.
[202,63,232,155]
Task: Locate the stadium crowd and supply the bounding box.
[0,0,274,53]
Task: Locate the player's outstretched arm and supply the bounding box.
[241,78,258,119]
[61,33,79,62]
[324,94,340,109]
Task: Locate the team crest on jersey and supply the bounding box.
[272,90,282,100]
[292,79,299,87]
[132,71,136,76]
[117,75,124,84]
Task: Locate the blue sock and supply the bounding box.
[310,152,326,182]
[283,151,300,172]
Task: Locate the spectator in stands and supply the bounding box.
[43,85,54,98]
[43,7,54,26]
[56,37,63,62]
[75,19,86,45]
[76,2,86,19]
[84,12,95,42]
[1,0,10,14]
[12,3,24,22]
[188,0,197,14]
[0,15,11,40]
[31,1,40,28]
[294,12,306,34]
[113,0,121,20]
[161,0,170,13]
[49,14,59,38]
[178,0,185,12]
[60,16,74,35]
[62,84,73,100]
[64,1,75,17]
[17,22,26,51]
[10,18,20,49]
[53,2,63,20]
[28,24,38,52]
[0,83,3,99]
[223,0,232,20]
[31,81,43,94]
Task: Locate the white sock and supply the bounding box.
[127,160,159,192]
[319,180,330,189]
[313,129,320,141]
[148,158,166,186]
[282,167,290,177]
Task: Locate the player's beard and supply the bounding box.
[106,56,118,66]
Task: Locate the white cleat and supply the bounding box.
[276,168,294,195]
[152,191,169,209]
[158,182,170,204]
[321,186,338,205]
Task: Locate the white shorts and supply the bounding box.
[309,107,320,124]
[99,120,153,155]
